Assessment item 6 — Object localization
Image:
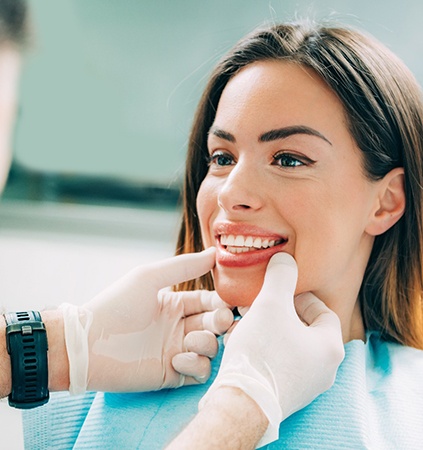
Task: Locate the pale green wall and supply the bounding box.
[14,0,423,186]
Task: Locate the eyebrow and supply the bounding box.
[208,125,332,146]
[260,126,332,145]
[208,126,236,143]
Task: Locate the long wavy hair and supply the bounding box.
[175,21,423,349]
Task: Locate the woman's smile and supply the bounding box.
[214,222,288,267]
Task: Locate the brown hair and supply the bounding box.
[176,21,423,349]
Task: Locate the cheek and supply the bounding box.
[291,204,373,295]
[196,178,219,246]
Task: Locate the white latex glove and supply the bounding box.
[60,248,234,394]
[199,252,345,447]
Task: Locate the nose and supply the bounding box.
[217,161,264,213]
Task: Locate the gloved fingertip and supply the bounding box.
[214,308,234,334]
[194,373,209,384]
[237,306,250,317]
[201,246,217,256]
[172,353,211,381]
[268,252,296,268]
[202,308,233,335]
[185,330,218,357]
[172,352,196,373]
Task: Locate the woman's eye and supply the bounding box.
[207,151,234,167]
[273,152,308,168]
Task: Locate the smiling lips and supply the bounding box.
[214,226,288,267]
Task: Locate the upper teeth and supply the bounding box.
[220,234,282,249]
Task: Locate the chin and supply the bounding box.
[213,266,264,307]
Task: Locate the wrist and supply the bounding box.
[0,314,12,398]
[167,386,268,449]
[199,371,282,445]
[39,309,69,392]
[0,309,70,402]
[204,385,269,434]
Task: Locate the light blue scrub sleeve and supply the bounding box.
[23,333,423,449]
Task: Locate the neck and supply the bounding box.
[314,282,366,343]
[344,300,366,342]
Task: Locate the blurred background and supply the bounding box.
[2,0,422,447]
[5,0,423,207]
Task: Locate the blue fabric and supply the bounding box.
[23,333,423,449]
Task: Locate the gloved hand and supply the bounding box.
[199,252,345,447]
[60,248,233,394]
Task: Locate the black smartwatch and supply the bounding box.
[4,311,49,409]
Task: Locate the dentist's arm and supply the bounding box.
[168,386,268,450]
[0,248,233,399]
[0,309,69,398]
[167,253,344,449]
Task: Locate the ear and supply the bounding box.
[365,167,406,236]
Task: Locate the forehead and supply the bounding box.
[213,60,347,135]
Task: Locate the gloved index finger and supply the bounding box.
[181,290,229,316]
[145,247,216,290]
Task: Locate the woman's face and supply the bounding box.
[197,61,382,326]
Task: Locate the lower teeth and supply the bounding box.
[226,246,252,253]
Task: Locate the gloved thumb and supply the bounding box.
[251,252,298,312]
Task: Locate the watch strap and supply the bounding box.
[4,311,49,409]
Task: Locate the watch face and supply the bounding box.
[5,311,49,409]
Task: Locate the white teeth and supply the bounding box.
[253,237,262,248]
[226,235,235,245]
[220,234,285,253]
[227,246,252,253]
[234,235,245,246]
[245,236,254,247]
[221,235,237,245]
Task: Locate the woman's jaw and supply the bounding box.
[211,251,366,342]
[209,247,366,342]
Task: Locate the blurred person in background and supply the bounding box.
[0,0,24,193]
